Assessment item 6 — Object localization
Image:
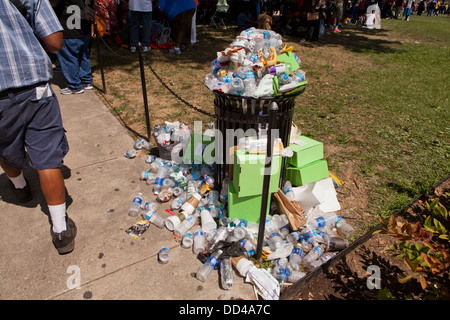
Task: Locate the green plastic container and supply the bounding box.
[227,183,271,223]
[285,160,329,186]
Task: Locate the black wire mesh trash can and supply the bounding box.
[213,88,305,189]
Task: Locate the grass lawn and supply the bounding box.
[90,13,450,237]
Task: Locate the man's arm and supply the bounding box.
[41,31,63,52]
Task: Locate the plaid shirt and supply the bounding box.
[0,0,63,91]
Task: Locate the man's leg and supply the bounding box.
[0,158,32,203]
[0,158,23,183]
[38,168,67,233]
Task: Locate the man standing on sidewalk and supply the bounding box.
[0,0,76,254]
[51,0,95,94]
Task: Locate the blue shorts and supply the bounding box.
[0,82,69,171]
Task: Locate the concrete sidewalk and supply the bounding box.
[0,79,256,300]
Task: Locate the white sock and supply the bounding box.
[48,203,67,233]
[8,172,27,189]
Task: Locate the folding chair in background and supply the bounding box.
[210,0,229,29]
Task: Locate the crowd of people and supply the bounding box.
[83,0,450,50]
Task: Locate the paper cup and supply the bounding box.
[165,215,181,231]
[200,210,217,232]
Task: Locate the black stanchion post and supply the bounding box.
[94,22,106,93]
[255,102,279,261]
[137,43,151,141]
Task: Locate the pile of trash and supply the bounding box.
[122,121,355,300]
[204,27,307,98]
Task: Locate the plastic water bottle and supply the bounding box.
[193,227,206,254]
[286,231,301,243]
[282,181,296,201]
[196,249,223,282]
[272,257,289,268]
[205,227,229,252]
[186,171,200,182]
[162,178,176,189]
[174,216,195,238]
[220,257,234,290]
[302,244,325,266]
[243,71,256,96]
[265,214,289,234]
[288,247,304,271]
[148,212,166,228]
[308,252,337,270]
[229,78,245,96]
[280,225,290,238]
[142,202,157,220]
[171,192,188,210]
[158,247,170,264]
[182,232,194,248]
[140,170,153,181]
[208,201,222,218]
[272,267,306,283]
[220,178,229,203]
[199,175,215,195]
[154,162,172,194]
[227,226,246,242]
[240,239,256,257]
[278,73,291,85]
[187,180,197,196]
[332,214,355,237]
[172,186,183,197]
[308,212,354,237]
[128,192,143,217]
[268,232,284,251]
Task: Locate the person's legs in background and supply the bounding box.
[140,11,152,51]
[78,33,93,89]
[57,38,84,94]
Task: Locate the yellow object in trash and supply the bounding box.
[329,171,343,187]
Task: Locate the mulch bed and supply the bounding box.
[281,175,450,300]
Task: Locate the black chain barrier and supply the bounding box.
[95,32,291,126]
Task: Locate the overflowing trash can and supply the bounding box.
[213,88,304,188]
[120,27,358,300]
[204,27,308,188]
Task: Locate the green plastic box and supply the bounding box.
[285,160,329,186]
[287,135,324,168]
[227,183,271,223]
[232,150,281,197]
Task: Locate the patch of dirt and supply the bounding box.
[284,176,450,300]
